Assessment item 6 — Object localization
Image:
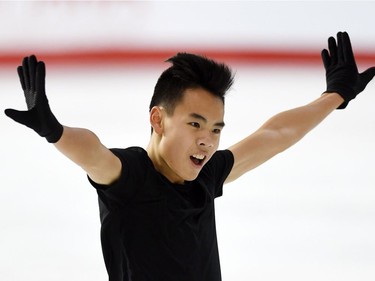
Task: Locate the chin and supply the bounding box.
[183,172,200,182]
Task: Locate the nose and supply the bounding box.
[199,142,213,148]
[198,134,214,148]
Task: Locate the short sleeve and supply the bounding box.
[199,150,234,198]
[88,147,149,207]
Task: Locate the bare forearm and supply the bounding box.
[261,93,344,150]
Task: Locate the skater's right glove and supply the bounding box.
[4,55,63,143]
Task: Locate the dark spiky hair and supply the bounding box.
[149,52,234,115]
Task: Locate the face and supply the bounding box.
[150,88,225,184]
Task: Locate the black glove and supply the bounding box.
[321,31,375,109]
[4,55,63,143]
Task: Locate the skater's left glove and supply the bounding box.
[321,31,375,109]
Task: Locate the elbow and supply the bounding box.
[276,126,307,152]
[260,125,305,154]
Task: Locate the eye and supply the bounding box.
[189,122,200,128]
[212,128,221,134]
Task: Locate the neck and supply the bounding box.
[146,134,184,184]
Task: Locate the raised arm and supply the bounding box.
[226,32,375,183]
[226,93,342,183]
[54,126,121,185]
[5,55,121,185]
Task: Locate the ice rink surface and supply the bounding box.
[1,62,374,280]
[1,1,375,280]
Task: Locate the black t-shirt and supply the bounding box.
[89,147,234,281]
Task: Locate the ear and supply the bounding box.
[149,106,163,134]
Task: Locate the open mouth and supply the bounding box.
[190,154,206,166]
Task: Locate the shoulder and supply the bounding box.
[214,149,234,161]
[200,149,234,180]
[111,146,147,157]
[195,150,234,198]
[111,146,153,178]
[110,146,150,166]
[206,149,234,169]
[89,146,150,189]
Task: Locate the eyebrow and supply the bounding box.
[189,113,225,127]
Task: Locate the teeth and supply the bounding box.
[192,154,205,160]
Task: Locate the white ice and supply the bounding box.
[1,1,375,280]
[1,63,374,281]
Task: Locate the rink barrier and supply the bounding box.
[0,49,374,67]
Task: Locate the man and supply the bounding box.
[5,32,375,281]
